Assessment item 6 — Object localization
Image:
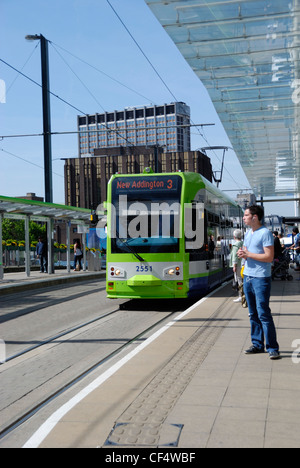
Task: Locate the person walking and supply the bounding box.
[238,205,280,360]
[73,239,83,271]
[230,229,243,303]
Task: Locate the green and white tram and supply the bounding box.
[106,169,243,299]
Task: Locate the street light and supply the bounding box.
[25,34,53,203]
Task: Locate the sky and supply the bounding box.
[0,0,295,217]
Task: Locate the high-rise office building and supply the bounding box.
[77,102,191,156]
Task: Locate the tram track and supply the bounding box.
[0,280,107,323]
[0,279,118,361]
[4,306,121,363]
[0,302,183,443]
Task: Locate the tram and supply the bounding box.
[106,169,243,299]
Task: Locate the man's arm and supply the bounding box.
[238,245,274,263]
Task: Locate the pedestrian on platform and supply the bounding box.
[273,231,283,260]
[289,227,300,270]
[230,229,243,303]
[73,239,83,271]
[36,236,48,273]
[278,233,285,250]
[238,205,280,360]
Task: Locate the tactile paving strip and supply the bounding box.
[104,297,235,447]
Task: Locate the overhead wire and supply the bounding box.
[0,148,64,178]
[0,54,134,148]
[0,123,214,140]
[6,42,39,94]
[105,0,178,102]
[0,54,68,181]
[50,42,107,113]
[50,41,155,105]
[49,42,135,147]
[0,58,88,116]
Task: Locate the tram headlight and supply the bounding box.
[110,266,125,278]
[164,266,181,277]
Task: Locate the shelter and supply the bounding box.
[0,195,91,279]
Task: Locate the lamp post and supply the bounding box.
[25,34,53,203]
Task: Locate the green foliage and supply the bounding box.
[2,219,46,243]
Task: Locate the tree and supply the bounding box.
[2,219,46,243]
[29,221,47,243]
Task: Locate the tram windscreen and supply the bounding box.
[111,175,182,254]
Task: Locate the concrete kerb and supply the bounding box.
[0,271,106,296]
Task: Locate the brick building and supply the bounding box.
[64,146,212,209]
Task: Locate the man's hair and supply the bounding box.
[293,227,299,234]
[246,205,265,222]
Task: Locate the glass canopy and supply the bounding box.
[145,0,300,199]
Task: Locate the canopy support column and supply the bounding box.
[25,215,30,278]
[66,221,71,273]
[82,230,87,272]
[47,218,54,274]
[0,214,3,280]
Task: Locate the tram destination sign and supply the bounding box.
[113,175,180,194]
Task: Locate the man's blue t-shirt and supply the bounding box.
[243,227,274,278]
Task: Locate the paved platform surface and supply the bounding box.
[20,269,300,449]
[0,269,105,295]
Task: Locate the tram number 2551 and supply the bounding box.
[136,265,153,272]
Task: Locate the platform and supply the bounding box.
[21,269,300,449]
[0,269,105,295]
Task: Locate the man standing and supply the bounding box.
[238,205,280,360]
[36,236,48,273]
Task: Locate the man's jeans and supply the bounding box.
[243,275,279,353]
[39,255,48,273]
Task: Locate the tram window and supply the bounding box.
[111,176,182,254]
[206,209,225,261]
[111,199,181,254]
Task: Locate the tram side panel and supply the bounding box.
[185,202,238,298]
